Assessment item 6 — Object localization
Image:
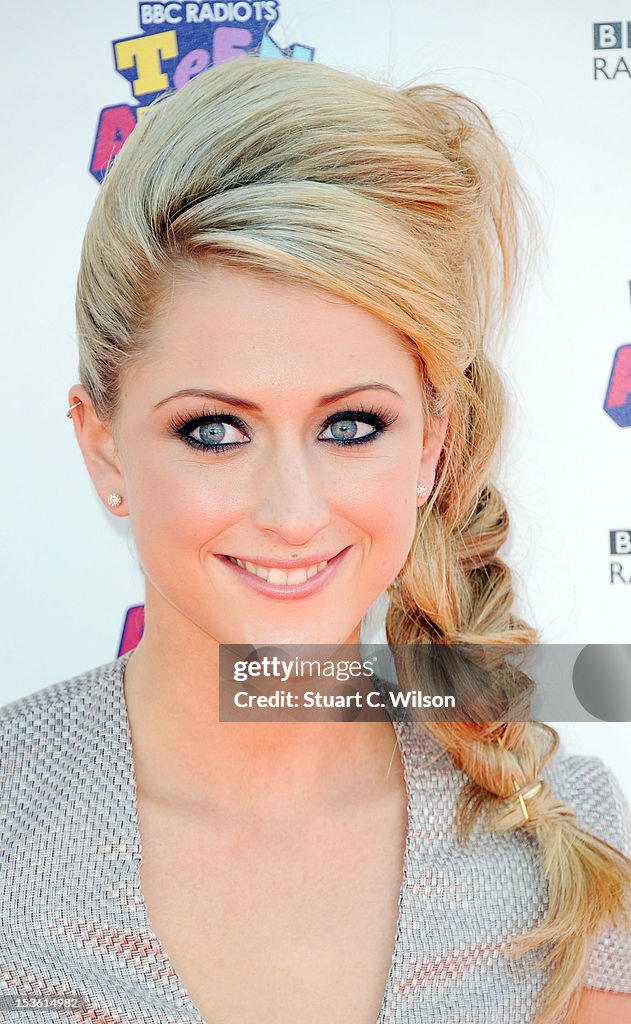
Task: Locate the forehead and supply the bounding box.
[143,263,420,393]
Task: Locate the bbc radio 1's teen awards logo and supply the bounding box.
[90,1,315,182]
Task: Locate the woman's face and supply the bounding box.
[71,264,448,650]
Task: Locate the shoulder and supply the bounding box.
[402,732,631,993]
[401,729,630,859]
[0,655,117,727]
[0,654,132,942]
[397,730,631,1007]
[544,752,631,994]
[542,752,630,858]
[0,654,127,798]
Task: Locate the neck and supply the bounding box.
[121,590,402,818]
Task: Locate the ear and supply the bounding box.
[417,409,450,497]
[66,385,127,516]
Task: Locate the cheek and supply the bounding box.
[348,459,419,577]
[365,494,417,575]
[124,452,239,575]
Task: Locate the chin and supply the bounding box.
[235,623,360,651]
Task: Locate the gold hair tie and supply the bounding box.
[508,778,544,822]
[496,732,544,822]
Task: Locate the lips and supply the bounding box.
[215,546,351,600]
[220,549,344,571]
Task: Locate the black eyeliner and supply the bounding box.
[166,402,398,456]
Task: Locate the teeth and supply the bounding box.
[227,556,329,585]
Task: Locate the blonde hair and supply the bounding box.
[76,55,631,1023]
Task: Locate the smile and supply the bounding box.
[224,556,329,586]
[216,547,351,600]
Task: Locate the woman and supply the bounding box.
[1,54,630,1024]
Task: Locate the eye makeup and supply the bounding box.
[166,402,399,456]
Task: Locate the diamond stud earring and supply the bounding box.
[416,484,428,499]
[107,492,123,509]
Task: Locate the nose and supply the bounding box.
[249,442,332,544]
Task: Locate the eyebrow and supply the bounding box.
[152,382,403,413]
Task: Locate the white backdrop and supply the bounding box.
[2,0,630,798]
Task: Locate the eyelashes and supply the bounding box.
[167,403,398,456]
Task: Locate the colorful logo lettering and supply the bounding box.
[91,1,314,182]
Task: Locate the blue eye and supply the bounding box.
[321,419,373,443]
[195,420,248,448]
[318,409,391,447]
[167,404,397,456]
